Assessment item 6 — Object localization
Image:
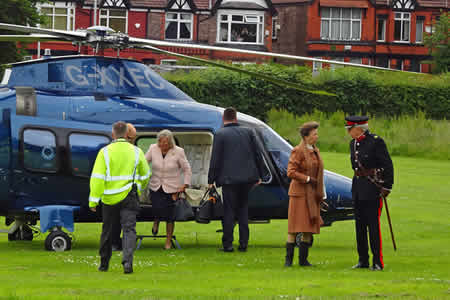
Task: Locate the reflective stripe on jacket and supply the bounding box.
[89,139,151,207]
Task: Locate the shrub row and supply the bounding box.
[163,64,450,121]
[268,109,450,161]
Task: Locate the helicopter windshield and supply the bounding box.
[8,57,194,101]
[257,126,292,178]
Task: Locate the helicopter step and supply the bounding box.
[0,217,37,241]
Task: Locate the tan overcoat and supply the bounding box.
[287,142,325,234]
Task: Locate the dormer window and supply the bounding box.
[165,0,194,41]
[394,12,410,42]
[165,13,193,40]
[217,12,265,44]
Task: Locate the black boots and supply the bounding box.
[98,258,109,272]
[284,242,295,267]
[299,242,312,266]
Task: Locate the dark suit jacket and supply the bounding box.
[208,123,263,187]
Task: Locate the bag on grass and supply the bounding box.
[174,193,194,221]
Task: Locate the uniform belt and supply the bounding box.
[355,168,376,177]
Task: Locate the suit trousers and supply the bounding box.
[99,194,138,266]
[354,197,383,267]
[221,183,253,248]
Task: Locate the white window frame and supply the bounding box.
[99,9,128,33]
[37,2,76,31]
[320,7,362,41]
[164,12,194,41]
[377,18,386,41]
[415,17,424,43]
[313,58,323,72]
[394,12,410,42]
[217,10,265,45]
[272,16,278,39]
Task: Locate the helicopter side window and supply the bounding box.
[69,133,110,177]
[23,129,58,172]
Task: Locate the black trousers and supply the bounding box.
[221,183,252,248]
[354,197,383,267]
[99,194,138,266]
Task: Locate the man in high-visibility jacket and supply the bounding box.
[89,121,150,274]
[111,123,138,251]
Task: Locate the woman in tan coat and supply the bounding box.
[285,121,326,267]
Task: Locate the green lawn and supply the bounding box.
[1,152,449,299]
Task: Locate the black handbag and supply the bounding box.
[209,187,224,219]
[196,190,213,224]
[195,187,224,223]
[174,193,194,221]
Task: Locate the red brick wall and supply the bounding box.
[273,5,309,57]
[127,11,147,38]
[148,12,164,39]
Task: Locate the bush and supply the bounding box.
[163,64,450,121]
[268,109,450,160]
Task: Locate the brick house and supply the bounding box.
[25,0,277,64]
[272,0,449,72]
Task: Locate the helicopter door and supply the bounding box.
[0,109,12,214]
[9,115,110,211]
[247,128,289,220]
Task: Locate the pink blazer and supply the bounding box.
[145,144,192,194]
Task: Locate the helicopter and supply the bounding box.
[0,22,388,251]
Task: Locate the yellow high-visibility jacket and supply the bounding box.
[89,138,151,208]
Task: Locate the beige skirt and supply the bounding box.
[287,196,323,234]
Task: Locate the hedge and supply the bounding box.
[162,63,450,121]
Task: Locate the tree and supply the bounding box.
[423,11,450,74]
[0,0,46,77]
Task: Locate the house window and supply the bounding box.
[320,8,361,41]
[330,57,344,70]
[377,18,386,41]
[394,12,410,42]
[100,9,127,33]
[416,17,424,43]
[165,13,193,40]
[376,57,389,68]
[272,16,278,39]
[38,2,75,30]
[350,57,362,65]
[218,13,264,44]
[23,129,58,172]
[69,133,110,177]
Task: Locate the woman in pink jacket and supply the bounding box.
[145,129,192,249]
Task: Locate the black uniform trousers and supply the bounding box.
[221,183,253,249]
[354,192,383,267]
[99,193,138,266]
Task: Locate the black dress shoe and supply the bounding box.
[98,259,109,272]
[352,262,370,269]
[219,247,234,252]
[123,263,133,274]
[238,246,247,252]
[371,263,383,271]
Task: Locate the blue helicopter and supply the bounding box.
[0,23,358,251]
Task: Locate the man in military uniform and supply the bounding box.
[345,116,393,271]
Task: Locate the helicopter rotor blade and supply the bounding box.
[129,37,402,72]
[0,23,86,41]
[136,44,335,96]
[0,34,66,42]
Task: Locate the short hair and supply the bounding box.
[157,129,175,149]
[112,121,128,138]
[299,121,320,139]
[223,107,237,121]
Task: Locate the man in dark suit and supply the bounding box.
[208,107,263,252]
[346,116,394,271]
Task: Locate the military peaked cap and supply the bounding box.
[345,115,369,128]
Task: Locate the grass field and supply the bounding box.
[0,152,449,299]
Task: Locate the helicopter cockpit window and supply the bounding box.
[258,126,293,179]
[69,133,110,177]
[23,129,58,172]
